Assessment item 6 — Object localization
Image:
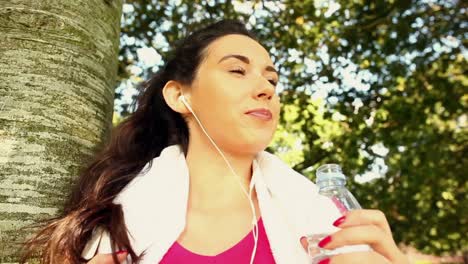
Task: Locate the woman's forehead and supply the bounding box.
[204,34,273,65]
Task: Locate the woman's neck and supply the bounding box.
[185,138,256,212]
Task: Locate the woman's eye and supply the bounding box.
[269,79,278,86]
[229,68,245,75]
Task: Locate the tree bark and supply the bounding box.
[0,0,122,261]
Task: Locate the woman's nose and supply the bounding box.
[255,78,275,100]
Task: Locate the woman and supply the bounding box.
[23,20,408,264]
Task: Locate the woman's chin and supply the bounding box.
[232,141,271,156]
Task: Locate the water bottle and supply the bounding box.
[308,164,370,263]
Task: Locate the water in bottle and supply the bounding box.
[308,164,370,263]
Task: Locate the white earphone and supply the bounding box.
[178,93,259,264]
[178,95,191,111]
[178,94,185,103]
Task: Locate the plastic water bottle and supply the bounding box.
[308,164,370,263]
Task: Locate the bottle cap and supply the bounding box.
[316,163,346,183]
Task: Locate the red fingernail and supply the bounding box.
[116,250,127,254]
[318,258,330,264]
[318,235,332,248]
[333,216,346,227]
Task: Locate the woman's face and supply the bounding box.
[186,34,280,155]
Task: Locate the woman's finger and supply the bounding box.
[318,225,404,263]
[317,251,390,264]
[300,236,308,251]
[87,251,128,264]
[334,210,392,235]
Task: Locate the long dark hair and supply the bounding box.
[22,19,257,263]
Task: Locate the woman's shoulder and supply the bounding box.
[256,151,341,231]
[256,151,319,198]
[81,227,113,260]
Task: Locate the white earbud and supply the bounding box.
[179,94,186,104]
[179,94,193,112]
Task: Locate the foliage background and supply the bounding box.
[116,0,466,257]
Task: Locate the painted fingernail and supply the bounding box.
[333,216,346,227]
[318,235,332,248]
[116,250,127,254]
[318,258,330,264]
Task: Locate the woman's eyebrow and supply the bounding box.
[218,54,278,74]
[218,54,250,64]
[265,65,278,75]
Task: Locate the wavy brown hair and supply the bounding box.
[21,19,257,263]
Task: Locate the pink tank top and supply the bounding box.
[160,218,276,263]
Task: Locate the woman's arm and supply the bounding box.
[86,251,128,264]
[82,227,127,263]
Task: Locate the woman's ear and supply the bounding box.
[162,80,190,114]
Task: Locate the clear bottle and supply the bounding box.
[308,164,370,263]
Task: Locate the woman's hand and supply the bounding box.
[301,209,409,264]
[87,250,128,264]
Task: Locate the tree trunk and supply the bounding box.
[0,0,122,261]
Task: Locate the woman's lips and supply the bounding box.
[245,108,273,121]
